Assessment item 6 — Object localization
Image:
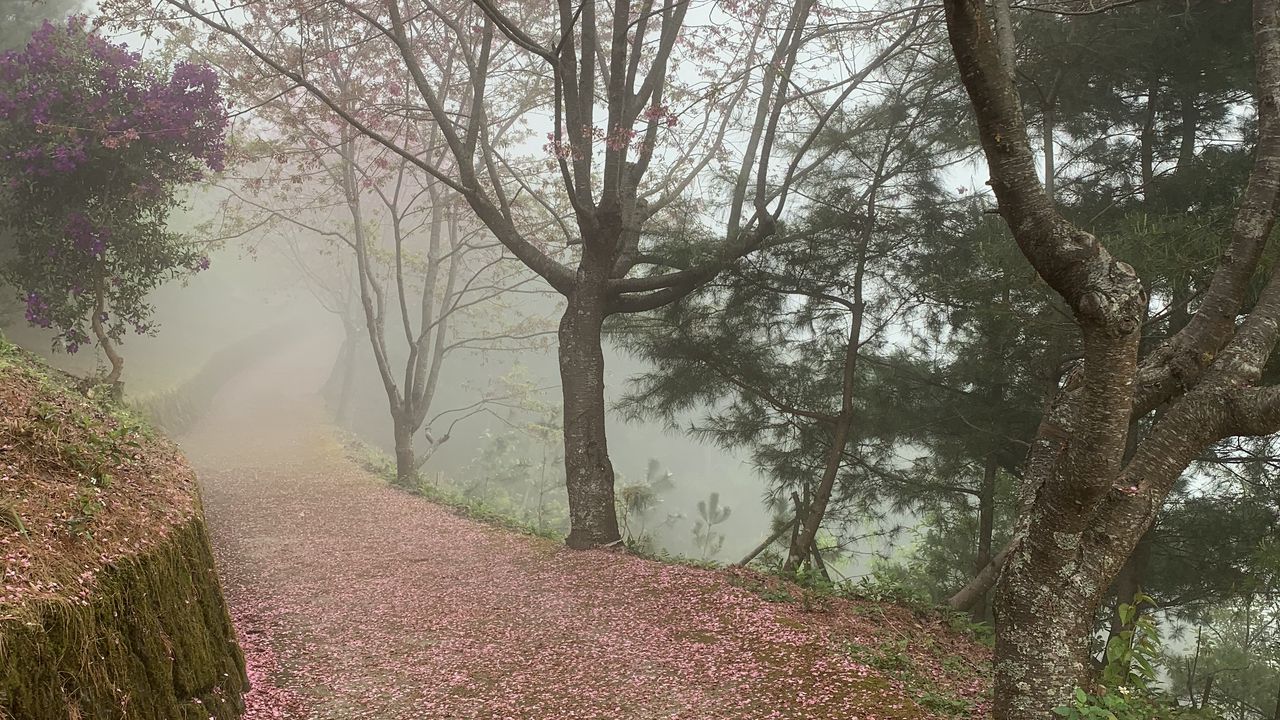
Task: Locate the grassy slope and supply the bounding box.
[0,336,247,720]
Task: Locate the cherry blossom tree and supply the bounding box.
[206,13,550,483]
[942,0,1280,715]
[107,0,919,546]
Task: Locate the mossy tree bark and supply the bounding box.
[942,0,1280,715]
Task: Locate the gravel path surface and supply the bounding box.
[181,339,988,720]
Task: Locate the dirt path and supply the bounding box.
[181,339,985,720]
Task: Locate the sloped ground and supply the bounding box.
[0,340,195,613]
[183,338,992,720]
[0,338,245,719]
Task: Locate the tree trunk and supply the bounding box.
[941,0,1280,717]
[91,279,124,394]
[948,538,1012,611]
[1140,79,1158,198]
[786,296,864,572]
[971,305,1006,621]
[392,416,416,487]
[788,492,804,558]
[992,558,1102,719]
[809,539,831,582]
[737,517,797,566]
[559,274,621,549]
[990,0,1016,79]
[1270,674,1278,720]
[1178,95,1199,171]
[972,453,998,620]
[1043,104,1056,205]
[784,413,853,572]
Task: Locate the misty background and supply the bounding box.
[3,191,851,566]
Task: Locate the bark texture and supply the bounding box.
[942,0,1280,715]
[393,416,417,487]
[560,251,621,548]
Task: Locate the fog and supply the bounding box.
[10,0,1278,715]
[4,198,814,565]
[1,0,918,580]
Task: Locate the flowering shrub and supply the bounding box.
[0,18,227,378]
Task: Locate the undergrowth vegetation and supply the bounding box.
[345,428,994,717]
[1054,596,1223,720]
[0,334,247,719]
[344,433,566,542]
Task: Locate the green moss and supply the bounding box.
[0,334,247,718]
[844,637,976,719]
[0,519,248,720]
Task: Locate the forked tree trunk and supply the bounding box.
[784,413,852,572]
[559,264,621,549]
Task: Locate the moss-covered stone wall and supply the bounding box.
[0,517,247,720]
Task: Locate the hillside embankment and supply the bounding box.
[0,338,247,720]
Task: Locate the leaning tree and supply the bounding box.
[942,0,1280,715]
[109,0,920,546]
